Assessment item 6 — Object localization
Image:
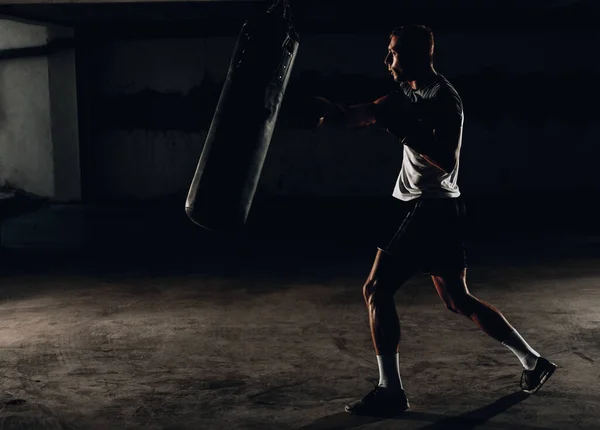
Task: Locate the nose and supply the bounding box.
[384,52,391,67]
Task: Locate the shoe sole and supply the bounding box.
[344,407,409,417]
[522,363,557,395]
[345,403,410,417]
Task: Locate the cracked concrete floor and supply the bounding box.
[0,237,598,430]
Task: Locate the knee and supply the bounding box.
[445,301,460,314]
[362,278,374,302]
[362,277,393,305]
[362,249,398,304]
[362,277,379,304]
[444,293,476,316]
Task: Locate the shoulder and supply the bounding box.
[399,82,413,95]
[434,75,462,102]
[431,75,463,114]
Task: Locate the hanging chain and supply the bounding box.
[283,0,292,21]
[266,0,280,13]
[267,0,292,21]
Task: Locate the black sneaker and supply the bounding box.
[345,385,410,417]
[520,357,557,394]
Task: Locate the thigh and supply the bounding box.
[418,198,468,276]
[431,269,468,297]
[378,199,423,267]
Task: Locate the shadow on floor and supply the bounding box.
[299,391,545,430]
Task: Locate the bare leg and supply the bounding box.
[345,248,415,415]
[431,268,514,342]
[363,249,417,355]
[430,268,557,394]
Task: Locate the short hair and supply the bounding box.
[389,24,434,60]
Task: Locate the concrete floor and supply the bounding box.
[0,234,598,430]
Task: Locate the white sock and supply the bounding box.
[377,354,404,391]
[501,328,540,370]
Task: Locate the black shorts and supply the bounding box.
[378,197,467,276]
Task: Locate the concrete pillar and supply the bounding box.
[0,19,81,202]
[47,24,81,202]
[0,19,53,197]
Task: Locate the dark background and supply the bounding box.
[0,0,598,257]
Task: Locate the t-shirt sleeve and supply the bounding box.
[430,88,463,152]
[399,85,464,172]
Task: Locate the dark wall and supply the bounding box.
[78,27,600,205]
[0,2,597,250]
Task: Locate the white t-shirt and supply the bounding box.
[391,74,464,201]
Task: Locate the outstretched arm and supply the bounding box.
[315,91,462,174]
[317,94,393,128]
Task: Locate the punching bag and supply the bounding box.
[185,0,299,232]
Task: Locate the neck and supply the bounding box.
[407,65,437,90]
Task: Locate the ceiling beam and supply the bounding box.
[0,1,595,35]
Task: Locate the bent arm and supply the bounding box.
[394,92,463,174]
[402,119,461,174]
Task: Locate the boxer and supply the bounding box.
[308,24,556,417]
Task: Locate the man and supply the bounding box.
[311,24,557,417]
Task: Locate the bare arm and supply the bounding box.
[401,93,463,174]
[317,90,462,174]
[318,94,392,128]
[401,122,460,174]
[377,90,463,174]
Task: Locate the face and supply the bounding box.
[384,35,416,82]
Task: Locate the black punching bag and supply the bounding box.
[185,0,299,232]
